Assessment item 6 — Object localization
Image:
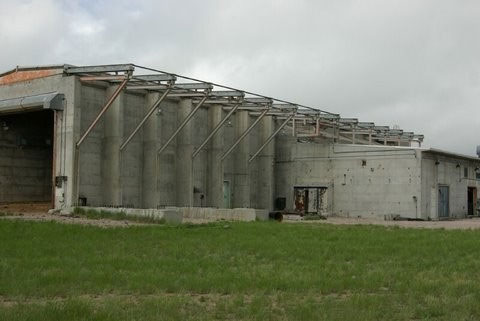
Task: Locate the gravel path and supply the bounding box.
[0,202,147,228]
[285,215,480,230]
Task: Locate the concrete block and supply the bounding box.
[255,209,269,221]
[163,209,183,224]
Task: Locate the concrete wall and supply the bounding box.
[421,152,480,219]
[275,134,333,213]
[331,145,422,219]
[76,85,210,209]
[256,116,275,210]
[223,114,236,208]
[73,83,274,210]
[78,85,104,206]
[206,105,224,208]
[248,115,260,209]
[0,74,78,209]
[222,112,265,210]
[121,93,145,207]
[77,84,146,208]
[157,99,177,207]
[232,111,251,208]
[75,206,269,223]
[275,135,424,219]
[192,106,208,207]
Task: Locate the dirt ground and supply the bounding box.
[0,202,51,214]
[3,203,480,230]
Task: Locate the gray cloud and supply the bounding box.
[0,0,478,155]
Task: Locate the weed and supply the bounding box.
[303,214,327,220]
[72,207,165,224]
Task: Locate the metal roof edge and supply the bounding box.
[333,143,422,151]
[0,92,65,114]
[423,148,480,162]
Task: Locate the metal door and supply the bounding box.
[223,180,231,208]
[468,187,477,216]
[438,185,449,218]
[294,188,307,213]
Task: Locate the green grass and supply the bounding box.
[1,220,480,320]
[72,207,165,224]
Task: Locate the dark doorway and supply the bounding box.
[0,110,54,206]
[468,187,477,216]
[294,186,328,215]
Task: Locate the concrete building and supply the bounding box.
[276,141,480,220]
[0,63,478,220]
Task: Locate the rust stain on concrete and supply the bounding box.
[0,69,59,85]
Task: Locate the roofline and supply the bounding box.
[332,144,480,161]
[423,148,480,162]
[333,143,421,151]
[1,63,424,140]
[0,64,69,78]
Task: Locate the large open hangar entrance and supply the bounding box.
[0,93,64,208]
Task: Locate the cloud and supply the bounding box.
[0,0,478,155]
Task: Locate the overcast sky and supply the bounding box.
[0,0,478,155]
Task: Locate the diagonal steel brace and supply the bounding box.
[76,76,130,148]
[220,107,270,161]
[192,102,242,159]
[120,85,173,151]
[157,93,210,156]
[249,113,295,163]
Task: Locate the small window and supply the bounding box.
[361,160,367,166]
[464,167,468,178]
[476,171,480,180]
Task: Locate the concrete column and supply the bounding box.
[274,133,297,212]
[101,85,124,206]
[257,116,275,210]
[142,92,161,208]
[157,100,177,207]
[175,99,193,206]
[207,105,224,208]
[248,122,260,209]
[233,111,250,208]
[192,109,208,206]
[62,76,81,208]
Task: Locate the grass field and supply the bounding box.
[1,219,480,320]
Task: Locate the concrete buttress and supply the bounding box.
[206,105,224,207]
[142,92,161,208]
[102,85,124,206]
[258,116,275,210]
[175,99,194,206]
[233,111,250,207]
